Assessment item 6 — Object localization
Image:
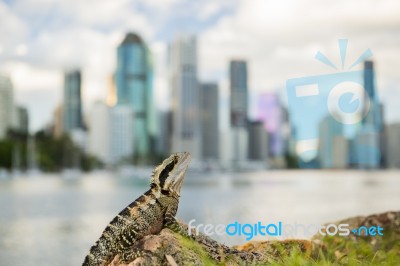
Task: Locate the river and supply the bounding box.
[0,170,399,265]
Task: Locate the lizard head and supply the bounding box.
[151,152,191,198]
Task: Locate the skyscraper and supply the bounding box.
[0,74,14,139]
[88,101,110,163]
[363,61,375,113]
[157,111,173,157]
[53,105,63,138]
[362,61,382,129]
[169,35,201,159]
[318,115,348,168]
[63,70,83,133]
[13,106,29,134]
[115,33,156,159]
[353,60,381,169]
[201,83,219,160]
[230,60,248,162]
[230,60,248,128]
[109,106,134,164]
[385,123,400,168]
[248,121,269,161]
[88,101,134,165]
[256,92,287,157]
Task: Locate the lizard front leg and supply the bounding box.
[164,205,188,235]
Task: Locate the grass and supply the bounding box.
[171,226,400,265]
[269,229,400,266]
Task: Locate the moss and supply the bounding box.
[173,229,400,266]
[175,233,220,266]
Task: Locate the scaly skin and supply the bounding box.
[82,152,191,266]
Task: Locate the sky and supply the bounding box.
[0,0,400,132]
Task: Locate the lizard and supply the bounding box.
[82,152,263,265]
[82,152,191,265]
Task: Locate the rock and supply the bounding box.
[109,211,400,265]
[108,225,217,266]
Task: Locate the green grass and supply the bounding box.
[269,230,400,266]
[172,227,400,265]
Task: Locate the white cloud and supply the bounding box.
[199,0,400,122]
[0,1,28,54]
[1,0,400,132]
[1,62,61,91]
[15,44,28,56]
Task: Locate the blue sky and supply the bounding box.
[0,0,400,131]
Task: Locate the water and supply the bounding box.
[0,170,399,266]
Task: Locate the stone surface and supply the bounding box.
[108,211,400,265]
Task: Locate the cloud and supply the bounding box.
[199,0,400,122]
[1,0,400,133]
[3,62,61,91]
[0,1,28,53]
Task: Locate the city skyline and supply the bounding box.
[0,0,400,132]
[1,37,400,169]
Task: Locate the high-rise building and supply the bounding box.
[230,60,248,162]
[169,35,201,159]
[378,103,386,168]
[256,92,287,157]
[13,106,29,134]
[200,83,219,160]
[352,129,380,169]
[157,111,173,157]
[219,129,233,169]
[354,60,381,169]
[318,115,348,168]
[53,105,64,138]
[230,60,248,128]
[109,106,134,164]
[63,70,83,133]
[88,101,110,163]
[248,121,269,161]
[385,123,400,168]
[0,74,14,139]
[115,33,156,159]
[88,101,134,165]
[363,61,376,115]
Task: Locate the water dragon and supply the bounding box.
[82,152,261,265]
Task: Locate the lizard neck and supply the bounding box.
[148,187,179,210]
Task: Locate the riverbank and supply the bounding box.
[111,211,400,265]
